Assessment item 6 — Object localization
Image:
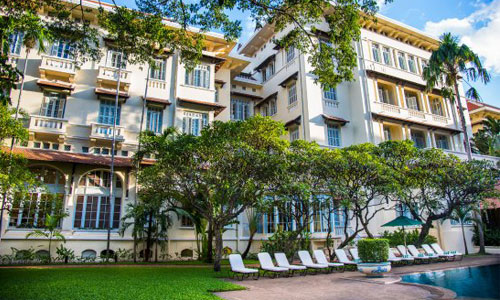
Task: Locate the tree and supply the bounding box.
[472,116,500,157]
[25,211,69,263]
[136,116,287,271]
[241,207,259,259]
[445,206,476,255]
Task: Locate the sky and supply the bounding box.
[107,0,500,107]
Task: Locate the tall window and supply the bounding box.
[231,99,251,120]
[378,84,394,105]
[323,87,337,101]
[407,55,417,73]
[327,124,341,147]
[435,134,450,150]
[263,61,275,81]
[421,59,428,73]
[290,128,299,142]
[185,65,210,88]
[383,126,392,141]
[40,92,66,118]
[269,98,277,116]
[398,52,407,70]
[382,47,391,65]
[106,48,127,68]
[98,100,121,125]
[288,83,297,105]
[9,167,65,228]
[286,46,295,63]
[182,111,208,136]
[405,91,420,111]
[50,40,74,59]
[74,170,122,230]
[146,106,163,133]
[9,32,24,55]
[180,215,194,228]
[150,59,166,80]
[372,43,381,62]
[410,130,426,149]
[430,98,444,116]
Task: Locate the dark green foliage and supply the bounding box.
[260,229,311,261]
[357,239,389,263]
[0,267,244,300]
[473,226,500,246]
[381,229,437,247]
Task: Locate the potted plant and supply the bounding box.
[356,238,391,277]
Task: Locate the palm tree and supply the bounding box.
[472,116,500,157]
[423,33,490,254]
[241,208,259,259]
[25,212,68,263]
[446,206,476,255]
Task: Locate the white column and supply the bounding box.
[401,125,407,140]
[426,130,433,148]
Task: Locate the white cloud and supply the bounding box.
[423,0,500,75]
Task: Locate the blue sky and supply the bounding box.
[108,0,500,107]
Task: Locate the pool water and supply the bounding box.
[401,264,500,299]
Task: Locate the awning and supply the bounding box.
[284,116,301,128]
[279,71,298,87]
[254,54,276,71]
[95,88,129,100]
[322,114,349,126]
[215,79,226,87]
[143,96,171,107]
[371,112,462,134]
[230,91,263,101]
[366,70,441,95]
[177,97,226,110]
[255,92,278,107]
[37,79,74,91]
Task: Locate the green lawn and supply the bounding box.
[0,266,245,300]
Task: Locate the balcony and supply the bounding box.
[97,66,132,87]
[146,79,169,100]
[29,115,68,141]
[373,102,455,128]
[39,55,76,81]
[89,123,125,142]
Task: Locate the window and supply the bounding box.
[82,146,89,153]
[146,106,163,133]
[327,124,341,147]
[150,59,166,81]
[106,48,126,68]
[290,128,299,142]
[372,43,381,62]
[410,130,426,149]
[180,215,194,228]
[52,143,59,150]
[398,52,407,70]
[185,65,210,88]
[34,142,41,148]
[101,148,109,155]
[435,134,450,150]
[64,145,71,151]
[430,98,444,116]
[269,98,277,116]
[323,87,337,101]
[93,148,101,155]
[43,142,50,150]
[405,91,420,111]
[382,47,391,65]
[50,40,74,59]
[288,83,297,105]
[286,46,295,63]
[121,150,128,157]
[9,32,24,55]
[231,99,251,120]
[421,59,428,73]
[378,84,394,105]
[40,92,66,118]
[383,126,392,141]
[407,55,417,73]
[265,208,276,234]
[182,112,208,136]
[98,100,121,125]
[264,61,275,81]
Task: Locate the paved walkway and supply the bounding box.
[216,255,500,300]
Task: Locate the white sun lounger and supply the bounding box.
[228,254,259,280]
[389,248,413,264]
[334,249,358,270]
[258,252,289,278]
[313,250,344,272]
[430,243,463,261]
[397,245,429,263]
[387,248,403,264]
[349,248,360,262]
[422,244,454,261]
[408,245,438,261]
[298,250,329,273]
[275,252,307,276]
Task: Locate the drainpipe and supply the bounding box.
[169,53,179,127]
[356,40,375,144]
[298,50,309,141]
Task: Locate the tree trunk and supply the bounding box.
[48,235,52,263]
[461,222,469,255]
[205,222,214,263]
[145,212,153,262]
[133,233,137,263]
[416,218,433,247]
[241,231,255,259]
[453,82,486,254]
[155,240,158,262]
[213,226,223,272]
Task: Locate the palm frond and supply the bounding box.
[465,87,482,102]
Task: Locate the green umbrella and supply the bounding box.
[382,216,423,255]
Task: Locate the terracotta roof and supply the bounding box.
[177,97,226,110]
[230,91,263,100]
[5,147,155,167]
[467,99,500,112]
[143,97,171,106]
[371,113,462,134]
[37,79,74,91]
[322,114,349,126]
[95,88,129,98]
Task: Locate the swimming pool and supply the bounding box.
[401,264,500,299]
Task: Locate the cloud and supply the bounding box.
[239,16,256,45]
[423,0,500,74]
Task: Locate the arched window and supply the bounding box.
[82,249,97,259]
[180,249,193,258]
[35,250,50,260]
[74,170,122,230]
[139,249,152,259]
[9,166,66,228]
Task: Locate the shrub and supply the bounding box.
[260,229,310,261]
[473,225,500,246]
[381,229,437,247]
[55,245,75,264]
[357,239,389,263]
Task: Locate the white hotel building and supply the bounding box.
[1,1,498,260]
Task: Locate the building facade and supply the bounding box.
[1,2,498,260]
[467,99,500,134]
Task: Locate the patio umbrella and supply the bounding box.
[382,216,423,255]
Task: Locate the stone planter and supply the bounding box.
[357,262,391,277]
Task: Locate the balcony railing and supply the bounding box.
[373,101,453,127]
[90,123,124,141]
[29,115,68,135]
[146,78,168,99]
[97,66,131,85]
[40,55,76,75]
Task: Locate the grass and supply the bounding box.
[0,259,259,267]
[0,266,245,300]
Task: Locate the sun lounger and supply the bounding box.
[298,250,329,274]
[389,248,413,265]
[430,243,463,261]
[422,244,454,261]
[387,248,403,265]
[334,249,358,270]
[313,250,344,272]
[258,252,290,278]
[397,245,429,264]
[275,252,307,276]
[408,245,438,262]
[228,254,259,280]
[349,248,360,262]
